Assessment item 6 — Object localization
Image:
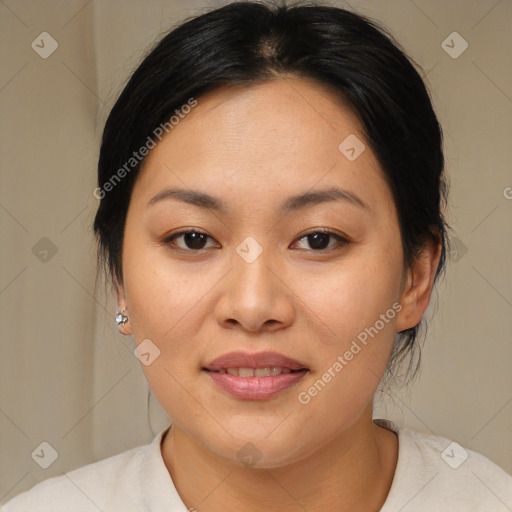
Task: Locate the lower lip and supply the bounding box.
[204,370,308,400]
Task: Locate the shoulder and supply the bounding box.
[378,420,512,512]
[1,441,149,512]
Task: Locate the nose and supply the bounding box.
[214,244,295,334]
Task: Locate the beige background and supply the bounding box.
[1,0,511,503]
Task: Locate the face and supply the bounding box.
[119,77,410,467]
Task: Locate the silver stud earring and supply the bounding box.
[115,307,129,327]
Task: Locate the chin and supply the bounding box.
[198,424,319,470]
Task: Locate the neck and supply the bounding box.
[161,405,398,512]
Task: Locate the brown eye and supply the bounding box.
[294,230,349,251]
[164,230,218,251]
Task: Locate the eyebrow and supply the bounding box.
[147,186,368,213]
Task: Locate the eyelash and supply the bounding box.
[162,228,349,253]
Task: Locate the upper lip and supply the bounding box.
[204,351,308,371]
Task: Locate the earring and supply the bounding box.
[115,307,129,327]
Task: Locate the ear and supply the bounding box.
[115,279,133,336]
[395,238,442,333]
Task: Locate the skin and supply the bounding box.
[116,76,441,511]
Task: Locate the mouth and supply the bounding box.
[203,351,309,400]
[207,367,301,377]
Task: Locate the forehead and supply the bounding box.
[131,77,393,218]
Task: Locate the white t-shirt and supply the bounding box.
[2,419,511,511]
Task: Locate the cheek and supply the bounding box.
[122,252,213,423]
[123,243,209,343]
[301,248,402,347]
[294,241,402,404]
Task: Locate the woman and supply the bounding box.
[3,1,511,511]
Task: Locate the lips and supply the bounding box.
[203,351,309,400]
[204,351,308,372]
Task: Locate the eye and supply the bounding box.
[163,228,349,252]
[292,229,349,251]
[163,230,219,251]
